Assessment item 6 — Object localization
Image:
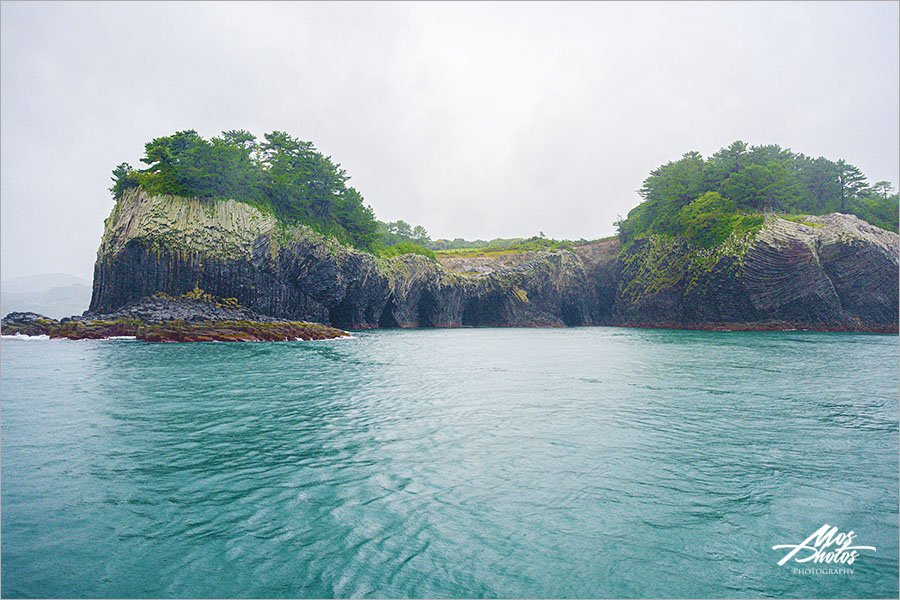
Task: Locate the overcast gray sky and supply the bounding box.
[2,1,898,281]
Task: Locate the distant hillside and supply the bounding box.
[2,273,92,319]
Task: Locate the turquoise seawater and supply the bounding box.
[1,327,898,598]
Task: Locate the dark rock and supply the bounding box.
[3,293,348,343]
[86,190,900,333]
[84,292,282,323]
[2,312,60,336]
[612,214,898,332]
[2,311,56,326]
[89,190,601,330]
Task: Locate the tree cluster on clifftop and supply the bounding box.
[110,130,379,250]
[617,141,899,247]
[111,133,898,255]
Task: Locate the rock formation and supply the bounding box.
[612,214,898,331]
[0,311,347,342]
[89,189,599,329]
[87,189,899,332]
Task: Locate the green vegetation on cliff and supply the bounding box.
[110,133,897,261]
[377,218,594,255]
[617,141,899,247]
[376,241,436,260]
[110,130,379,250]
[377,220,432,247]
[433,235,577,258]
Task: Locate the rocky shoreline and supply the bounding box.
[1,292,349,342]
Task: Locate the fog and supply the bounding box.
[2,1,897,281]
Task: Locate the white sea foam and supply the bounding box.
[1,334,51,341]
[310,333,355,342]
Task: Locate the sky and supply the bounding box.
[2,1,898,282]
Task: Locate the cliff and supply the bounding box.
[89,189,899,332]
[89,189,598,329]
[613,214,898,331]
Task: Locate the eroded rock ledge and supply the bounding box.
[1,292,348,342]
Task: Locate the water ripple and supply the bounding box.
[2,328,897,598]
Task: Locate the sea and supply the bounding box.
[1,327,898,598]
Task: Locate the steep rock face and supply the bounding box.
[90,190,599,328]
[90,191,898,331]
[613,214,899,330]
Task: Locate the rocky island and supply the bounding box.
[84,189,897,333]
[4,132,898,339]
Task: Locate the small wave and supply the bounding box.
[104,336,137,340]
[302,334,355,342]
[1,333,51,341]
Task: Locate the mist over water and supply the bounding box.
[2,328,897,598]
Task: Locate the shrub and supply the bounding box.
[376,241,436,260]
